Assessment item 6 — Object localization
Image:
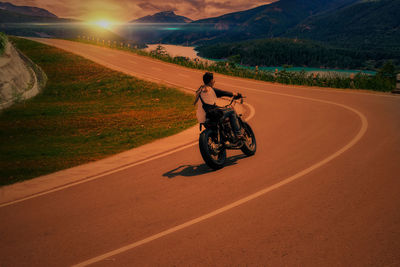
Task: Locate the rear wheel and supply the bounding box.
[240,122,256,156]
[199,129,226,170]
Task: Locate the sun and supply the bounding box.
[94,20,112,29]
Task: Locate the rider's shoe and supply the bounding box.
[234,129,245,143]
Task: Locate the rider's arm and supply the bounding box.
[213,88,234,98]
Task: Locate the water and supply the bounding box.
[143,43,377,76]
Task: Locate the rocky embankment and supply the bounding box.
[0,41,46,110]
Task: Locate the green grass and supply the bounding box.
[0,32,7,55]
[0,37,197,186]
[73,38,397,92]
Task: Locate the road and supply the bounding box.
[1,39,400,266]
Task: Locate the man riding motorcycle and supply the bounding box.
[194,72,244,141]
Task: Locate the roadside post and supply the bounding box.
[392,73,400,94]
[350,73,355,88]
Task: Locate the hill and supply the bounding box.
[196,38,399,70]
[131,11,192,23]
[0,1,57,18]
[285,0,400,53]
[162,0,358,45]
[117,11,192,43]
[0,10,122,40]
[0,9,70,23]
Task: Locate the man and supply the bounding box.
[194,72,243,140]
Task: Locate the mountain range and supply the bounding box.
[162,0,359,45]
[116,11,193,44]
[0,0,398,68]
[163,0,399,69]
[161,0,399,56]
[0,2,121,41]
[0,1,57,18]
[285,0,400,52]
[131,11,192,23]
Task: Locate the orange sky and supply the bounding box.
[6,0,276,22]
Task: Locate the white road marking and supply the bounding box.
[0,101,255,208]
[243,102,256,121]
[0,142,197,208]
[218,72,400,99]
[15,39,373,265]
[72,91,368,267]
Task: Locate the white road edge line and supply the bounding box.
[15,38,370,265]
[0,143,196,208]
[79,39,399,99]
[0,101,254,208]
[72,91,368,267]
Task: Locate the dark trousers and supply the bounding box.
[204,105,241,135]
[221,108,241,135]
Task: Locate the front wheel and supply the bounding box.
[199,128,226,170]
[240,122,256,156]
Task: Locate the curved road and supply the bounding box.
[1,39,400,266]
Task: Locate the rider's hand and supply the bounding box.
[234,93,242,100]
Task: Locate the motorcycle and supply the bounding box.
[198,95,256,170]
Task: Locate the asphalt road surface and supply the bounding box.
[1,39,400,266]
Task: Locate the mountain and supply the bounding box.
[285,0,400,52]
[162,0,358,45]
[0,1,57,18]
[0,9,70,23]
[117,11,192,43]
[0,9,122,41]
[131,11,192,23]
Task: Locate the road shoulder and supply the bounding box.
[0,125,198,205]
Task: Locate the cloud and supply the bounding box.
[6,0,277,21]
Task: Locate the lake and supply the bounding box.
[143,44,376,76]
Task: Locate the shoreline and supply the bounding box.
[143,43,377,76]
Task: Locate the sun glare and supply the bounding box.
[94,20,112,29]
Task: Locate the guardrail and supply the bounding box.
[77,35,139,49]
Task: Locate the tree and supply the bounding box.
[377,61,396,79]
[151,45,168,57]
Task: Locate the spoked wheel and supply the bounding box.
[199,128,226,170]
[240,122,256,156]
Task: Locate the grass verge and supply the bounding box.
[0,37,196,186]
[0,32,7,55]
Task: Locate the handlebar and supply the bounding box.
[225,94,245,107]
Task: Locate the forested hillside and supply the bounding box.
[196,38,399,69]
[285,0,400,53]
[163,0,358,45]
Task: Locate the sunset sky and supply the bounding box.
[6,0,276,22]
